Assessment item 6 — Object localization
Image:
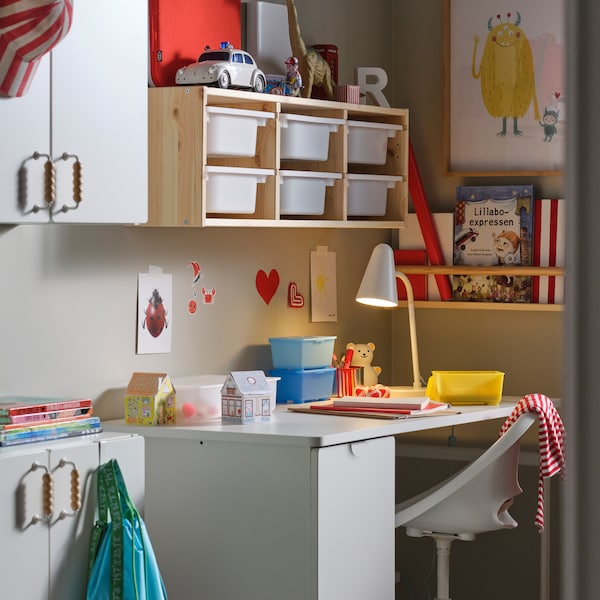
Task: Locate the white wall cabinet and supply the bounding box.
[0,0,147,224]
[0,433,144,600]
[139,433,395,599]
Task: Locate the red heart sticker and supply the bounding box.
[256,269,280,305]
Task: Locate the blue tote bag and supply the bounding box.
[86,459,168,600]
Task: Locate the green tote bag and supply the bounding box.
[86,459,168,600]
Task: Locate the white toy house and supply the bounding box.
[221,371,272,423]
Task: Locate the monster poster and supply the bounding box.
[443,0,564,174]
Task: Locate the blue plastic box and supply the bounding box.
[269,367,335,404]
[268,336,336,370]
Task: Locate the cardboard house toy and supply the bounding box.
[221,371,272,423]
[125,372,176,425]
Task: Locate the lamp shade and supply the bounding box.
[356,243,399,307]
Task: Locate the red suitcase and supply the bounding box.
[149,0,242,87]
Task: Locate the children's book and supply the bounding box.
[284,399,453,419]
[332,396,429,410]
[453,185,534,303]
[0,416,102,445]
[0,411,95,432]
[0,424,103,447]
[0,397,92,422]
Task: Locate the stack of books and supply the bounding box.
[0,397,101,447]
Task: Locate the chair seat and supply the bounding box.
[395,413,536,536]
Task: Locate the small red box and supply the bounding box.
[336,85,360,104]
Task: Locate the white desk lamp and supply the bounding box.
[355,243,427,397]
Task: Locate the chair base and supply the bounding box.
[411,531,475,600]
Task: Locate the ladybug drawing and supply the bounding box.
[143,288,168,337]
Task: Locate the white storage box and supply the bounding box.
[205,106,274,157]
[174,374,226,424]
[279,170,341,215]
[204,166,273,214]
[347,120,404,165]
[279,113,344,161]
[175,374,280,422]
[346,174,403,216]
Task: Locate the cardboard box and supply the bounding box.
[221,371,272,423]
[125,372,176,425]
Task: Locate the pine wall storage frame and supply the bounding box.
[0,0,148,224]
[0,433,144,599]
[147,86,409,228]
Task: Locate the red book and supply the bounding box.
[0,397,92,422]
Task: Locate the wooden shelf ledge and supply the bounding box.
[396,265,565,277]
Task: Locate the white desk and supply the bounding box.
[105,399,517,600]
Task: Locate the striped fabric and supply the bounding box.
[499,393,566,533]
[0,0,73,97]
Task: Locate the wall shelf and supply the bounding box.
[147,86,409,228]
[396,264,565,311]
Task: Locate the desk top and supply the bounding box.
[104,397,518,448]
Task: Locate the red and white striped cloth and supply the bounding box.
[0,0,73,97]
[499,393,566,533]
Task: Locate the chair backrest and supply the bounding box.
[395,413,536,536]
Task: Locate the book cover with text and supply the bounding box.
[453,185,534,303]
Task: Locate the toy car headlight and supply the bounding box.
[208,65,217,74]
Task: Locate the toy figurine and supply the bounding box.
[285,0,335,99]
[285,56,302,96]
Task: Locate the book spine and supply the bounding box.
[5,406,92,425]
[0,417,100,440]
[532,198,565,304]
[0,414,98,434]
[0,419,101,442]
[0,426,102,447]
[0,398,92,418]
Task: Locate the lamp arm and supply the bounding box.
[395,269,422,389]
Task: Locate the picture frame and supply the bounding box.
[442,0,565,176]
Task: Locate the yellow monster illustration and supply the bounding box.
[472,12,540,137]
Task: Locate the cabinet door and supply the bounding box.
[0,62,51,223]
[50,0,148,223]
[48,441,101,600]
[315,436,396,599]
[48,434,145,599]
[0,446,51,600]
[0,0,147,224]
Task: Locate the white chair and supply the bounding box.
[395,412,536,600]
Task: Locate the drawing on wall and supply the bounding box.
[310,246,337,322]
[443,0,565,174]
[137,267,172,354]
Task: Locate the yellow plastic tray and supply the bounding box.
[426,371,505,405]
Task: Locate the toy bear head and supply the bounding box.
[346,342,376,366]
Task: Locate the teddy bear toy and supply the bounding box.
[345,342,382,387]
